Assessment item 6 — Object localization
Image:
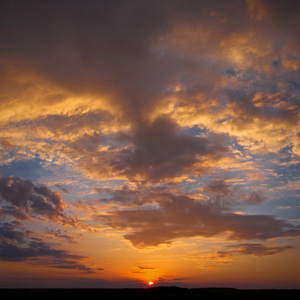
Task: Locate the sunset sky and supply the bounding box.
[0,0,300,289]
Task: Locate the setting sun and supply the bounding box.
[0,0,299,291]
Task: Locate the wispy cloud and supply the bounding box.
[207,243,294,263]
[0,221,96,273]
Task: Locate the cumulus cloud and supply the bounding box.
[0,175,94,234]
[0,176,66,222]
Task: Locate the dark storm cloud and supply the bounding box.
[96,190,300,248]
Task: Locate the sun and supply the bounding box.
[148,281,154,286]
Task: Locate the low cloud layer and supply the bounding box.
[0,221,95,273]
[208,243,294,263]
[0,176,99,273]
[96,188,300,248]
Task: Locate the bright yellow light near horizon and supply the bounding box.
[148,281,154,286]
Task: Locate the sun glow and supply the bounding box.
[148,281,154,286]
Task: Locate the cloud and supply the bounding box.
[46,228,76,244]
[2,108,225,183]
[242,191,267,204]
[0,221,96,273]
[113,116,227,181]
[0,175,95,234]
[55,184,69,194]
[0,176,97,272]
[131,266,157,274]
[202,179,267,206]
[208,243,294,262]
[0,221,28,244]
[95,189,300,248]
[204,179,232,195]
[0,0,173,122]
[0,176,99,273]
[65,115,227,182]
[0,206,28,220]
[0,0,299,189]
[0,176,66,222]
[259,0,300,49]
[137,266,156,270]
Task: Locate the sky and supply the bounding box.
[0,0,300,289]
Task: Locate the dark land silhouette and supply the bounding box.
[1,286,299,300]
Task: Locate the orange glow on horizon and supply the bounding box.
[0,0,300,290]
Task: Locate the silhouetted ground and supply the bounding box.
[1,286,300,300]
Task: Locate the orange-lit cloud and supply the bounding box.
[207,243,294,263]
[0,0,300,288]
[93,186,299,248]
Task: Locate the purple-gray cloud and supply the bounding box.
[209,243,294,260]
[111,116,227,181]
[95,188,300,248]
[0,176,98,273]
[0,176,67,222]
[71,116,228,182]
[0,221,96,273]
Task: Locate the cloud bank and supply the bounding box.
[95,186,300,248]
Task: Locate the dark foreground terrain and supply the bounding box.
[1,287,299,300]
